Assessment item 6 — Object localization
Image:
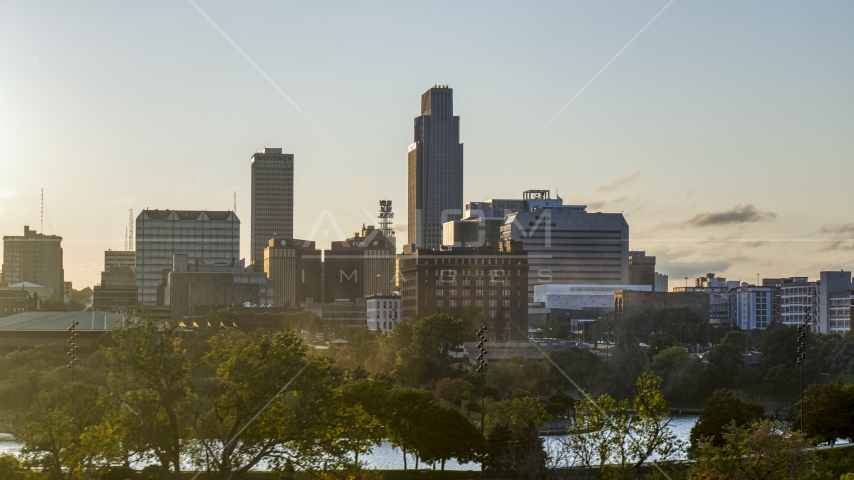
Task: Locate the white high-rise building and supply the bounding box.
[251,148,294,265]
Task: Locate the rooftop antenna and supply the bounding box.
[234,191,237,212]
[40,188,44,233]
[378,200,395,237]
[124,226,128,251]
[128,209,134,251]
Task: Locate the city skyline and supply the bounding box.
[1,1,853,288]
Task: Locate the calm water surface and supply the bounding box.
[0,415,699,471]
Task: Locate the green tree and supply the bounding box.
[484,397,549,437]
[0,454,26,480]
[418,404,482,471]
[705,342,743,388]
[381,387,439,469]
[70,287,93,305]
[487,356,550,397]
[607,331,646,398]
[39,298,84,311]
[19,381,112,480]
[434,377,473,406]
[190,330,362,476]
[540,321,568,339]
[484,398,549,479]
[564,373,683,475]
[650,347,704,407]
[381,314,467,386]
[689,389,764,452]
[0,345,69,413]
[546,347,604,395]
[794,381,854,445]
[101,317,191,479]
[564,392,623,470]
[689,420,815,479]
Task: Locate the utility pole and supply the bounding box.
[67,321,79,381]
[476,326,488,475]
[797,306,810,432]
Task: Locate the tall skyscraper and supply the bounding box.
[407,85,464,250]
[251,148,294,265]
[135,209,239,307]
[2,226,64,299]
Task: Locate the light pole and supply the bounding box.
[797,307,810,432]
[67,321,79,381]
[476,326,488,474]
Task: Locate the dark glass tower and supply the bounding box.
[407,85,464,249]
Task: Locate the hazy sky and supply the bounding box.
[1,1,852,289]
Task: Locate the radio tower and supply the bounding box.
[378,200,394,238]
[127,209,134,251]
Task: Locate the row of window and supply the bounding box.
[424,258,518,265]
[433,299,514,308]
[435,289,512,297]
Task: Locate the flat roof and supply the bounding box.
[0,311,128,332]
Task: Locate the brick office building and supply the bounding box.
[398,240,528,341]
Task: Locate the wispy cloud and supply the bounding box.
[810,223,854,252]
[817,223,854,235]
[597,171,641,193]
[672,204,777,228]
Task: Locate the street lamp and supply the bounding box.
[476,325,488,473]
[66,321,79,381]
[796,307,810,432]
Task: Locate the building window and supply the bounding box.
[476,289,484,296]
[489,300,497,307]
[449,299,457,307]
[436,289,444,296]
[449,289,457,296]
[436,300,444,307]
[462,299,470,307]
[476,300,483,307]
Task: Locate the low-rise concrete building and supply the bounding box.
[614,290,710,320]
[164,254,273,321]
[304,299,368,330]
[529,283,651,335]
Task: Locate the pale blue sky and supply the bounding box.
[1,1,852,288]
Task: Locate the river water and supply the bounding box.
[0,415,698,471]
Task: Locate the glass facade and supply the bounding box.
[135,210,240,307]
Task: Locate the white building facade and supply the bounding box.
[366,295,401,332]
[732,285,776,330]
[779,278,816,327]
